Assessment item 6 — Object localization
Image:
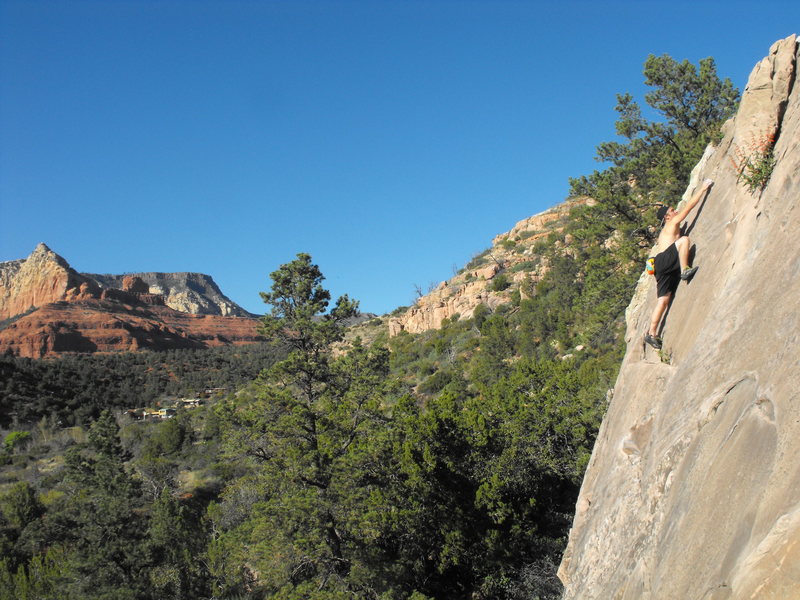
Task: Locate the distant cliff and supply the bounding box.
[559,35,800,599]
[0,245,263,357]
[0,243,101,322]
[85,272,254,317]
[388,198,589,335]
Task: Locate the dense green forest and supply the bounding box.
[0,343,286,427]
[0,55,737,599]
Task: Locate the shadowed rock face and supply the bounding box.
[0,245,263,357]
[559,35,800,599]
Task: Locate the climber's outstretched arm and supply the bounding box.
[674,179,713,224]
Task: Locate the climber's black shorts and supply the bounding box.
[654,242,681,297]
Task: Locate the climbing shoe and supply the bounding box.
[644,333,663,349]
[681,266,698,281]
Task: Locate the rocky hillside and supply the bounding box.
[86,271,254,317]
[0,244,263,357]
[559,35,800,599]
[0,243,101,322]
[388,197,589,335]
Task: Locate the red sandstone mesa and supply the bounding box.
[0,244,263,358]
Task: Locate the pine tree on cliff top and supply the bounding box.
[570,54,739,247]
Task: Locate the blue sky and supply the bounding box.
[2,1,798,316]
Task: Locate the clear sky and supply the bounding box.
[1,1,798,316]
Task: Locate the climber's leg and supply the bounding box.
[675,236,691,270]
[647,292,672,339]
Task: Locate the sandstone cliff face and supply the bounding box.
[86,272,253,317]
[559,35,800,599]
[0,243,100,321]
[388,199,588,335]
[0,299,262,358]
[0,246,263,357]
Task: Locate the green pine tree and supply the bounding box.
[212,254,394,596]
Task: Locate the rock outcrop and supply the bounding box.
[86,272,253,317]
[388,198,588,335]
[122,276,150,294]
[0,245,263,357]
[0,243,100,321]
[559,35,800,599]
[0,299,262,358]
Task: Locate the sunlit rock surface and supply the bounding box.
[559,35,800,600]
[0,245,263,357]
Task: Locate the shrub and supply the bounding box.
[418,370,455,394]
[509,260,539,273]
[730,130,777,193]
[3,431,31,453]
[500,239,517,250]
[466,249,491,270]
[490,273,510,292]
[472,304,491,329]
[518,229,544,241]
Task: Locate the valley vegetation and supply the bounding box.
[1,343,286,427]
[0,54,737,599]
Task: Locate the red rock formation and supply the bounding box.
[101,286,166,307]
[85,271,255,317]
[0,243,101,321]
[0,297,264,358]
[0,244,264,358]
[122,276,150,294]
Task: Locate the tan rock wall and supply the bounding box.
[1,244,69,320]
[388,201,582,336]
[559,35,800,600]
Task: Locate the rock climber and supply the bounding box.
[644,178,714,350]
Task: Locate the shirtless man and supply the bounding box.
[644,178,714,349]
